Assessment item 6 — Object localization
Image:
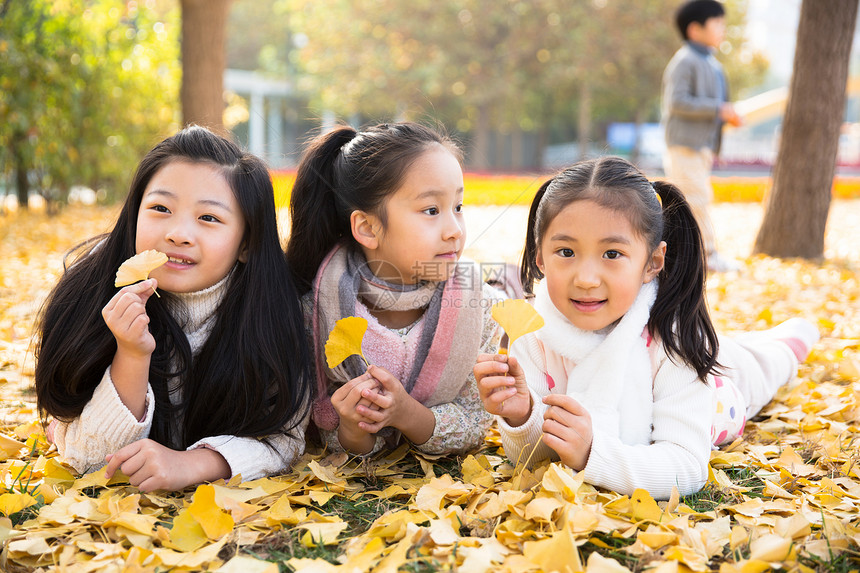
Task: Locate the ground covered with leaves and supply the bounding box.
[1,202,859,572]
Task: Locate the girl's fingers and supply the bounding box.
[104,443,139,478]
[119,452,148,480]
[488,386,518,406]
[474,360,509,377]
[356,396,380,411]
[475,353,508,363]
[333,374,374,403]
[360,387,393,410]
[105,280,156,312]
[477,375,516,393]
[358,420,385,434]
[355,404,386,422]
[135,477,159,493]
[543,394,589,416]
[367,365,400,391]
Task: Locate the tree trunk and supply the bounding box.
[753,0,858,259]
[577,82,592,160]
[12,131,29,209]
[180,0,232,134]
[511,129,524,170]
[535,127,548,169]
[471,104,491,170]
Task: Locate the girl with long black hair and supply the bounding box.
[36,126,313,491]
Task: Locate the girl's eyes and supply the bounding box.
[147,204,221,223]
[422,204,463,216]
[553,248,625,259]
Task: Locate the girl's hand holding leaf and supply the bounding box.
[331,372,381,454]
[102,279,158,357]
[474,353,531,426]
[102,279,159,418]
[477,300,543,425]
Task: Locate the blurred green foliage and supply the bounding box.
[278,0,766,153]
[0,0,181,208]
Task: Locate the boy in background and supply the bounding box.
[662,0,742,272]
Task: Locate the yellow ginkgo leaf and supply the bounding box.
[491,299,544,351]
[168,507,209,553]
[0,493,38,517]
[187,484,234,540]
[115,249,168,287]
[325,316,369,369]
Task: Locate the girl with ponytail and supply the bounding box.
[475,156,818,499]
[288,123,502,456]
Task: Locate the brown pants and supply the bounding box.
[662,145,716,256]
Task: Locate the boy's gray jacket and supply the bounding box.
[661,43,725,153]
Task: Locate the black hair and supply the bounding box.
[676,0,725,40]
[35,125,313,449]
[286,122,462,293]
[520,156,719,382]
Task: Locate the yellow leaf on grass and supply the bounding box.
[584,552,631,572]
[491,299,544,350]
[298,521,349,547]
[0,433,26,459]
[324,316,369,368]
[168,508,209,552]
[749,533,792,561]
[541,463,584,500]
[103,512,158,536]
[462,455,495,488]
[188,484,234,540]
[631,488,663,522]
[524,494,564,522]
[638,530,678,549]
[263,494,294,524]
[663,545,709,571]
[0,493,37,516]
[216,555,279,573]
[115,249,167,287]
[40,458,76,486]
[523,522,583,573]
[307,459,348,487]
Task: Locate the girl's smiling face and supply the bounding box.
[136,160,247,293]
[353,145,465,284]
[537,200,665,331]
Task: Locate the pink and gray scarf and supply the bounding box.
[311,243,484,431]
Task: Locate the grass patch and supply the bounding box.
[579,532,638,570]
[682,465,766,513]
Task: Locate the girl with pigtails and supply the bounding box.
[474,156,818,499]
[287,122,502,457]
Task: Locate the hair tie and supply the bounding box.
[339,129,361,156]
[651,181,663,206]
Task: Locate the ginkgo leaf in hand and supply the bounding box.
[491,299,544,351]
[325,316,369,369]
[115,250,168,287]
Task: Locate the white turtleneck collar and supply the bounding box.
[171,269,233,335]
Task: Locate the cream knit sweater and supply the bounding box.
[52,275,309,482]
